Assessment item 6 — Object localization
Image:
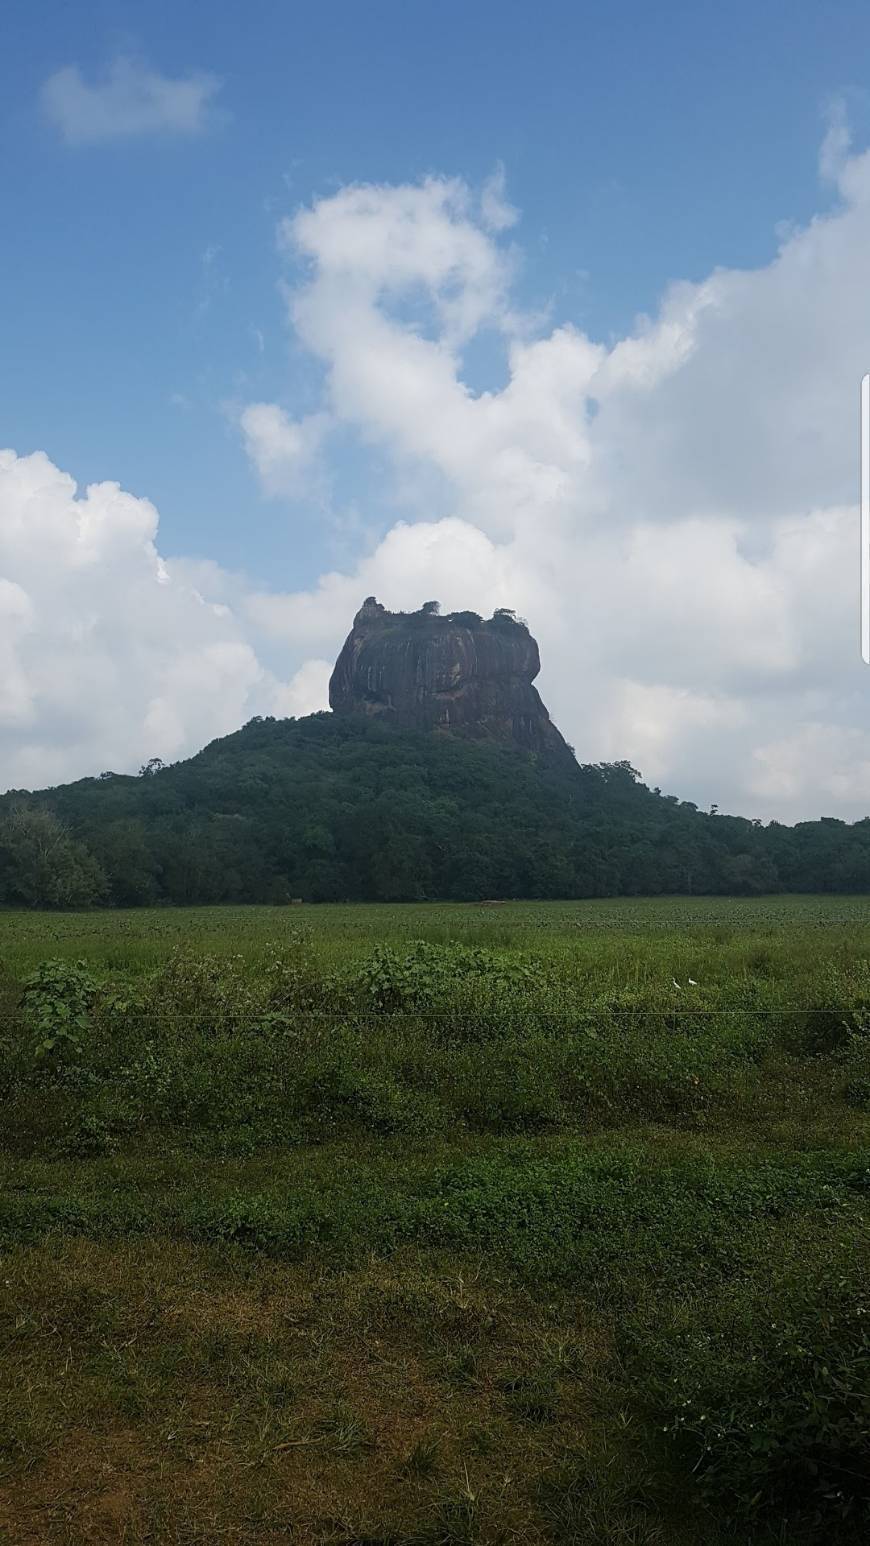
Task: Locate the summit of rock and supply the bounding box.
[328,599,571,759]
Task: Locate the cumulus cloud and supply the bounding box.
[41,56,222,144]
[271,659,334,718]
[7,139,870,819]
[0,450,295,790]
[238,145,870,821]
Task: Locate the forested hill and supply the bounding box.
[2,711,870,906]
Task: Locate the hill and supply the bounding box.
[2,709,870,905]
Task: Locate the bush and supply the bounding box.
[352,940,542,1015]
[21,958,99,1071]
[57,1111,118,1158]
[651,1252,870,1535]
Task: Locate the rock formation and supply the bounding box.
[329,598,572,759]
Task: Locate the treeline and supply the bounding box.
[2,712,870,906]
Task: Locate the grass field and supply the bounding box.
[1,897,869,1544]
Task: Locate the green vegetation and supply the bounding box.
[4,713,870,905]
[1,896,869,1542]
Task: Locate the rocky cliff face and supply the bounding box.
[329,598,572,759]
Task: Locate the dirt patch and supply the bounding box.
[0,1427,154,1544]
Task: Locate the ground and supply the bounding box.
[1,897,869,1543]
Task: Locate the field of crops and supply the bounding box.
[2,896,869,1545]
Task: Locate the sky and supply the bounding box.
[3,0,870,819]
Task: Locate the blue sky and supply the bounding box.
[4,0,868,580]
[3,0,870,815]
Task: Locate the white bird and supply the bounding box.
[688,977,699,987]
[672,978,683,990]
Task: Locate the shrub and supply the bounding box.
[57,1111,118,1158]
[21,958,99,1071]
[652,1257,870,1534]
[353,940,542,1015]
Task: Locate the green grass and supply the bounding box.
[1,892,870,973]
[1,897,869,1543]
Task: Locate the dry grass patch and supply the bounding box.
[0,1236,633,1546]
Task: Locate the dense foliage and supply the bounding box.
[2,711,870,905]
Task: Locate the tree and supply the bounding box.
[91,819,158,906]
[0,806,107,908]
[1,712,868,907]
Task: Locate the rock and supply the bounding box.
[328,598,572,759]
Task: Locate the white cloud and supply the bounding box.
[41,56,222,145]
[271,659,333,718]
[819,96,851,184]
[288,176,515,348]
[237,145,870,820]
[239,403,330,497]
[8,142,870,821]
[480,162,518,233]
[0,450,297,789]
